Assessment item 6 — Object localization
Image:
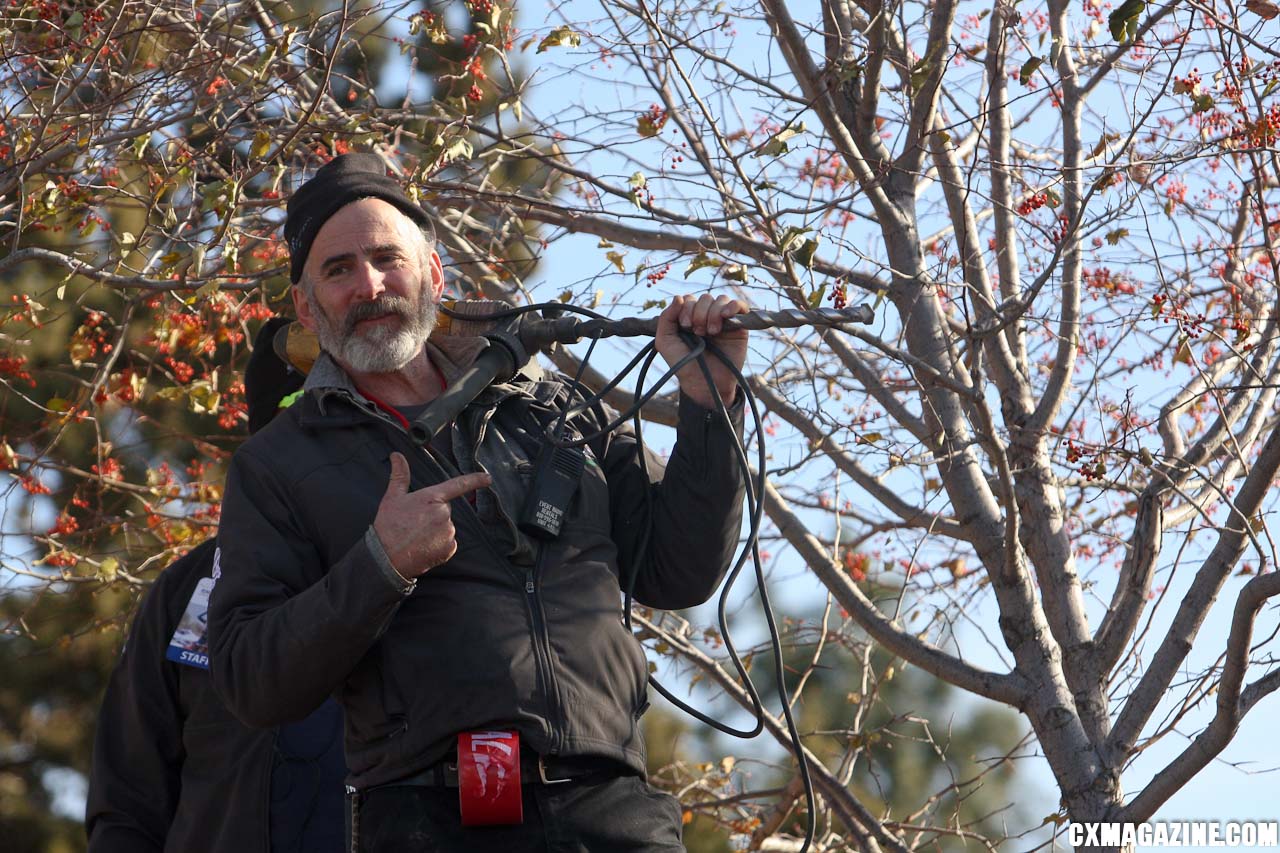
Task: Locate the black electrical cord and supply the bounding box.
[444,299,817,850]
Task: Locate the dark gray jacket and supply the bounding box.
[86,540,347,853]
[208,340,745,789]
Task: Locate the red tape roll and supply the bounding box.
[457,731,524,826]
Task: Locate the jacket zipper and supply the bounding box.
[523,544,567,751]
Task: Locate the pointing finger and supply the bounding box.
[425,472,492,503]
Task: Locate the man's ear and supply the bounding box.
[428,250,445,302]
[291,285,317,333]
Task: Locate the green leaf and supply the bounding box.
[837,61,863,84]
[754,122,805,158]
[684,253,723,277]
[47,397,72,413]
[251,129,272,159]
[779,226,811,253]
[1108,0,1145,43]
[188,382,220,414]
[910,61,933,94]
[637,114,661,138]
[97,557,119,582]
[1192,93,1215,114]
[628,172,647,209]
[537,25,581,53]
[794,238,820,269]
[807,284,827,308]
[1019,57,1044,86]
[441,137,473,164]
[1106,228,1129,245]
[642,299,667,311]
[1043,188,1062,209]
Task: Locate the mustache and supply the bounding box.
[344,297,415,334]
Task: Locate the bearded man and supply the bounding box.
[208,153,748,852]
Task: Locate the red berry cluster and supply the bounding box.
[164,356,195,384]
[0,355,34,387]
[92,458,123,479]
[641,103,668,134]
[828,280,848,310]
[20,474,52,495]
[1050,214,1070,245]
[1152,293,1209,338]
[1065,438,1106,482]
[645,264,670,286]
[1017,192,1050,216]
[841,550,868,582]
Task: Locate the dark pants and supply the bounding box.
[352,773,686,852]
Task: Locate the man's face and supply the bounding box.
[292,198,444,374]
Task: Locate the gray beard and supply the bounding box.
[308,291,438,374]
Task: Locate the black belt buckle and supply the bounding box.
[536,753,574,785]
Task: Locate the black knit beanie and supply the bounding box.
[284,153,435,283]
[244,316,305,434]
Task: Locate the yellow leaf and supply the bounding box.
[1174,338,1193,365]
[188,382,220,414]
[251,129,272,159]
[98,557,119,582]
[605,251,626,273]
[537,25,581,53]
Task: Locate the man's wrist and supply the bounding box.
[364,527,417,595]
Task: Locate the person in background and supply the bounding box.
[85,317,347,853]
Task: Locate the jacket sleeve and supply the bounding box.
[85,550,206,853]
[600,390,747,610]
[208,445,410,728]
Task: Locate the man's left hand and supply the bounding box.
[655,294,748,409]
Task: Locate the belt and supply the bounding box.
[383,753,626,789]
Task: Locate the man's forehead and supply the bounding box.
[307,199,420,260]
[314,197,416,235]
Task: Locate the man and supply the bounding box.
[86,318,347,853]
[208,153,748,851]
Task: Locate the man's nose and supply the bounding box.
[352,261,385,301]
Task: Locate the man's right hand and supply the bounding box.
[373,452,491,580]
